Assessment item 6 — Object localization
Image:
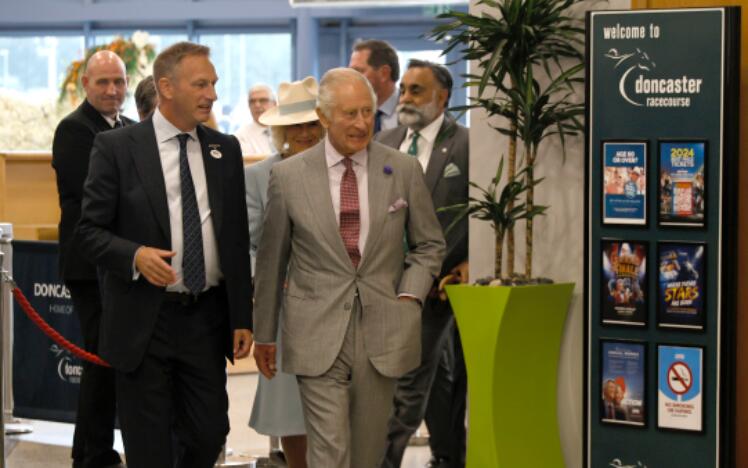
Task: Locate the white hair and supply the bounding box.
[317,68,377,119]
[248,83,276,102]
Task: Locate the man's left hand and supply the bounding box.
[233,329,253,359]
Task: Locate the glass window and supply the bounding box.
[0,35,84,103]
[93,31,188,52]
[0,34,84,150]
[198,32,292,134]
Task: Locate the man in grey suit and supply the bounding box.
[253,67,446,468]
[375,60,469,468]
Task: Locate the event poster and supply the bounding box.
[657,242,706,330]
[658,345,704,432]
[603,141,647,225]
[600,340,646,426]
[659,141,706,226]
[601,240,648,326]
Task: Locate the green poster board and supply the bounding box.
[585,8,740,467]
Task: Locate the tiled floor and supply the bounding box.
[4,372,432,467]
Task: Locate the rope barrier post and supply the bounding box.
[0,249,6,467]
[0,224,31,438]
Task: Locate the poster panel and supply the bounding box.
[658,140,707,227]
[600,339,646,426]
[658,344,704,432]
[601,239,648,326]
[602,141,648,225]
[657,242,706,330]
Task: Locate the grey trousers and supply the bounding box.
[297,297,396,468]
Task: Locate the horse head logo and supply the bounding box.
[605,48,657,106]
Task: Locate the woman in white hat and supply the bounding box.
[244,76,324,468]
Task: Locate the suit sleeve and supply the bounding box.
[252,166,292,343]
[52,119,94,212]
[244,165,263,266]
[399,157,447,302]
[77,134,141,281]
[227,136,253,330]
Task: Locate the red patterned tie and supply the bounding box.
[339,157,361,268]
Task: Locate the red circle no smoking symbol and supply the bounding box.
[667,361,693,395]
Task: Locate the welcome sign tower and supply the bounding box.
[585,8,740,467]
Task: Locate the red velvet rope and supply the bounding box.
[11,287,111,367]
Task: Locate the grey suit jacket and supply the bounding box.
[253,140,446,378]
[245,153,283,269]
[375,114,469,275]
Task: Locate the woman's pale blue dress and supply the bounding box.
[245,154,306,436]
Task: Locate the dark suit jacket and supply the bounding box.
[52,100,135,281]
[375,114,469,276]
[76,119,253,372]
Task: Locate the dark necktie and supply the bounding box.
[407,131,421,157]
[177,133,206,294]
[374,110,384,133]
[113,119,123,129]
[339,158,361,268]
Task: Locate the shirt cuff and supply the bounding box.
[132,246,142,281]
[397,293,422,306]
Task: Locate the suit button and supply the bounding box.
[344,303,352,311]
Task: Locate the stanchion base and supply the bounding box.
[4,422,33,435]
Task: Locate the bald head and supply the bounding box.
[82,50,127,118]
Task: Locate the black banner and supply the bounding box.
[12,240,81,423]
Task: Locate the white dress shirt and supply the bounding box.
[101,113,121,128]
[234,120,274,156]
[151,108,222,293]
[325,137,370,258]
[378,90,400,132]
[398,112,445,174]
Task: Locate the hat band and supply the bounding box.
[278,99,317,116]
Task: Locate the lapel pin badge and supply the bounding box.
[441,147,447,153]
[210,148,222,159]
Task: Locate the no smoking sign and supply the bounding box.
[667,361,693,396]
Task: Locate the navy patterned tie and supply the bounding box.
[177,133,206,295]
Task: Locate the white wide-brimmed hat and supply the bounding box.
[258,76,319,126]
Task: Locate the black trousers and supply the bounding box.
[381,297,467,468]
[115,287,230,468]
[66,280,122,468]
[425,324,467,467]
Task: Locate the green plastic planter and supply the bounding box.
[445,283,575,468]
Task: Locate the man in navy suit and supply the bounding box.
[77,42,253,468]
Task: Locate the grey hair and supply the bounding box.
[248,83,276,102]
[317,68,377,120]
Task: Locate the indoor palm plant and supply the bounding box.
[432,0,584,279]
[429,2,585,466]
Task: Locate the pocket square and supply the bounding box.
[443,162,461,178]
[388,198,408,213]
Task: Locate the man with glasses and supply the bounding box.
[235,83,277,156]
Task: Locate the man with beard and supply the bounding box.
[375,59,469,468]
[52,50,133,468]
